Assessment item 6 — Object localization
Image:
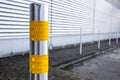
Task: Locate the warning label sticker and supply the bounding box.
[30,54,48,74]
[30,21,49,40]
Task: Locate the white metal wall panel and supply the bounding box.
[0,0,120,57]
[1,0,119,39]
[112,3,120,32]
[94,0,112,33]
[0,0,51,56]
[49,0,95,47]
[0,0,51,39]
[94,0,120,34]
[50,0,93,37]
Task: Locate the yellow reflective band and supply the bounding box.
[30,21,49,40]
[30,54,48,74]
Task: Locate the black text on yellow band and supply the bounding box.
[30,21,49,40]
[29,54,48,74]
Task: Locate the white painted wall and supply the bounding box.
[0,38,29,57]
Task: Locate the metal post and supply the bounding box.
[98,30,100,49]
[109,32,111,46]
[116,32,118,44]
[30,3,48,80]
[49,0,53,50]
[80,28,82,55]
[109,0,113,46]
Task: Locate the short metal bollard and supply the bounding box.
[29,3,49,80]
[80,28,82,55]
[116,32,118,44]
[98,30,100,49]
[109,33,111,46]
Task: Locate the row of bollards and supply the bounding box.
[79,29,119,55]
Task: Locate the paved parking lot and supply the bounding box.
[72,48,120,80]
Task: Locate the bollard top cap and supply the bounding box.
[30,2,49,7]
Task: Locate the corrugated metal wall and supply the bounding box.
[0,0,93,38]
[0,0,50,39]
[50,0,93,36]
[0,0,120,57]
[49,0,94,47]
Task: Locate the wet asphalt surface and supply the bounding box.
[71,48,120,80]
[0,39,120,80]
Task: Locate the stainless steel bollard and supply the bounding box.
[30,3,48,80]
[116,32,118,44]
[80,28,82,55]
[109,33,111,46]
[98,30,100,49]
